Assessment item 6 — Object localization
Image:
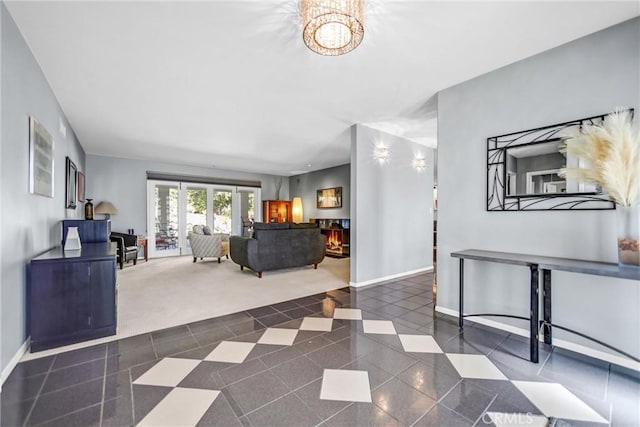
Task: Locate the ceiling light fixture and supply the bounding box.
[373,146,390,164]
[301,0,364,56]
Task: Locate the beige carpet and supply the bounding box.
[22,256,350,360]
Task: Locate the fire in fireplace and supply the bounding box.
[325,229,343,254]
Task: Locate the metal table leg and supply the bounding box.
[459,258,464,329]
[542,269,552,345]
[530,264,540,363]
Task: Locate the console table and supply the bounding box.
[451,249,640,363]
[30,243,117,351]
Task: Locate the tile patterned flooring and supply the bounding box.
[1,273,639,426]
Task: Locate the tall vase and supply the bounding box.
[616,205,640,267]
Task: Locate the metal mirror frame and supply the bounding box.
[486,111,633,211]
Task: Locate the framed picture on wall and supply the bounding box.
[29,117,54,197]
[317,187,342,208]
[65,157,77,209]
[77,171,85,202]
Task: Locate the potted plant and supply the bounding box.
[561,109,639,267]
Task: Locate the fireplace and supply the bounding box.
[311,218,350,258]
[325,229,343,255]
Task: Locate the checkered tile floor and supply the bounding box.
[132,309,608,426]
[3,274,636,426]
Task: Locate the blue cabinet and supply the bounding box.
[29,243,117,352]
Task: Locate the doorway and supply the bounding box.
[147,180,261,258]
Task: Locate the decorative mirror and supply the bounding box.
[486,111,631,211]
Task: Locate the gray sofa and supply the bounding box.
[229,222,326,278]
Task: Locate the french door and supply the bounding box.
[147,180,260,258]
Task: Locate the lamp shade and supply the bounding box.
[95,201,118,220]
[292,197,303,223]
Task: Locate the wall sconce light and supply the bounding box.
[413,157,427,172]
[373,146,390,164]
[292,197,304,223]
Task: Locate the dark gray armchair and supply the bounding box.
[110,232,138,269]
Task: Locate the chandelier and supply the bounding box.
[301,0,364,56]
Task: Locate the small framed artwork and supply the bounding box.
[77,171,85,202]
[29,117,54,197]
[65,157,77,209]
[317,187,342,208]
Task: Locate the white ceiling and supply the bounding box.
[5,1,638,176]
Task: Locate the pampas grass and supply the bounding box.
[560,109,640,207]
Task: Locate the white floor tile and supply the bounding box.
[446,353,507,380]
[300,317,333,332]
[512,381,608,424]
[133,358,200,387]
[485,412,549,427]
[205,341,256,363]
[320,369,372,403]
[333,308,362,320]
[398,334,443,353]
[362,320,397,335]
[257,328,298,346]
[138,387,220,426]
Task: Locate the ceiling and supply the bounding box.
[5,1,638,176]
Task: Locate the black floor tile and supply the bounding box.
[196,393,243,427]
[271,300,302,312]
[192,325,235,346]
[397,362,461,400]
[104,370,132,401]
[413,404,474,426]
[294,379,351,421]
[282,306,315,319]
[150,325,191,344]
[539,348,610,400]
[28,378,104,425]
[107,345,157,372]
[218,358,268,386]
[107,334,153,357]
[371,377,436,425]
[51,344,107,370]
[0,397,35,427]
[247,393,321,427]
[1,372,46,404]
[270,356,324,390]
[308,343,358,369]
[440,379,497,423]
[178,361,227,389]
[37,402,102,427]
[294,333,333,353]
[259,346,304,368]
[41,359,106,393]
[101,396,135,427]
[8,356,54,380]
[325,402,402,427]
[342,358,393,389]
[225,370,290,414]
[153,335,200,358]
[362,345,416,375]
[246,305,278,318]
[131,384,172,424]
[256,312,292,327]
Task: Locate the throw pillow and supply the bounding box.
[203,226,212,235]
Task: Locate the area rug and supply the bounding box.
[21,255,349,360]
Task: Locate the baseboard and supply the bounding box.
[435,306,640,372]
[350,266,433,288]
[1,338,30,388]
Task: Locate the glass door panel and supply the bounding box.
[185,186,209,251]
[148,181,180,257]
[213,189,233,234]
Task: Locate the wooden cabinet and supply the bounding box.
[29,243,117,352]
[262,200,292,223]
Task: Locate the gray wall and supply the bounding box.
[86,154,289,235]
[351,124,434,285]
[289,164,350,222]
[1,4,85,377]
[437,18,640,359]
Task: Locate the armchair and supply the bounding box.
[110,232,138,269]
[188,225,229,263]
